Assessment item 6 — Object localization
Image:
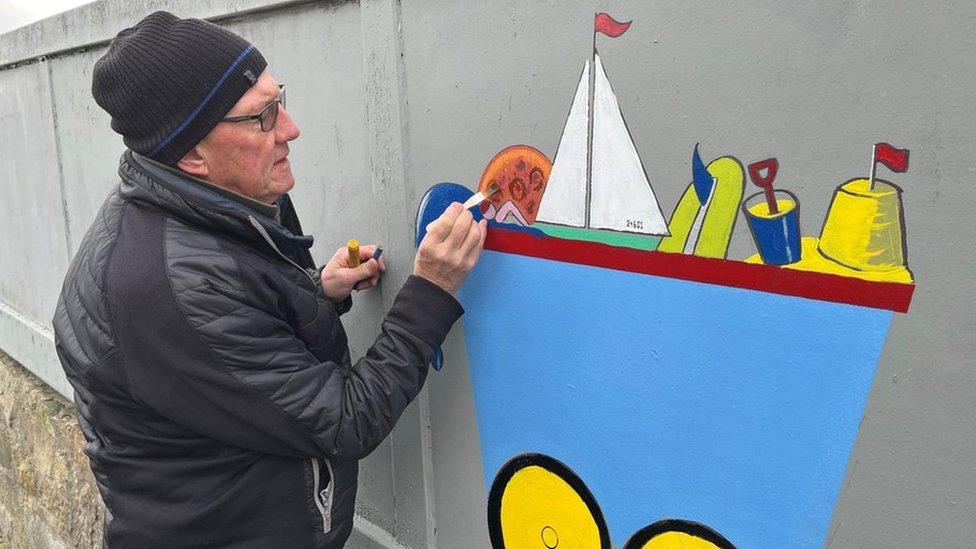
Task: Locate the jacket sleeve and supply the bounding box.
[114,252,462,461]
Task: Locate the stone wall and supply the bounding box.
[0,351,102,548]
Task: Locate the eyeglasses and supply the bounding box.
[221,84,286,132]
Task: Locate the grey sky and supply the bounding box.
[0,0,95,35]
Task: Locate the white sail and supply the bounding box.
[589,53,669,235]
[536,60,590,228]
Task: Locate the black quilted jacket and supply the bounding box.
[52,151,462,547]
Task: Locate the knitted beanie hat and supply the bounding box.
[92,11,267,166]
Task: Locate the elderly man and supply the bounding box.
[52,11,485,548]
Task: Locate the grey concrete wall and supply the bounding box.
[1,0,974,547]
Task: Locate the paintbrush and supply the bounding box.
[460,182,501,210]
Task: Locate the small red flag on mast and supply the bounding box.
[875,142,910,173]
[595,13,632,38]
[869,142,910,190]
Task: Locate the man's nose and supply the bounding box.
[276,106,300,142]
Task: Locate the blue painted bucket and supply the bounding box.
[742,190,802,265]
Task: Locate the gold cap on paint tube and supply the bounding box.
[347,239,361,268]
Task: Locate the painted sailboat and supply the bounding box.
[535,51,670,250]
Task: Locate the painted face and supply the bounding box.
[195,70,301,204]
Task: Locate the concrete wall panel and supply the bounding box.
[0,1,315,67]
[46,48,123,254]
[0,62,70,323]
[427,331,491,547]
[0,61,74,396]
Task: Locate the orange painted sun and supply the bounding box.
[478,145,552,225]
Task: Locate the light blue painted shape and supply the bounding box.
[431,346,443,371]
[459,251,893,548]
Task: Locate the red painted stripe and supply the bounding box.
[484,229,915,313]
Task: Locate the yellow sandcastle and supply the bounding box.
[748,177,913,283]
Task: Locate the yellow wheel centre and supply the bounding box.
[499,465,604,548]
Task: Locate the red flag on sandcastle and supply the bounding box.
[875,142,910,173]
[595,13,632,38]
[869,142,910,190]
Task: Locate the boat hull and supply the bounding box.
[460,249,894,548]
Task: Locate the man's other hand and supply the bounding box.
[414,202,488,295]
[321,243,387,301]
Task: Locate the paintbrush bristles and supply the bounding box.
[461,183,502,210]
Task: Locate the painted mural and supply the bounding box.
[416,12,915,549]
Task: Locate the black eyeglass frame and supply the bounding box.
[220,84,286,132]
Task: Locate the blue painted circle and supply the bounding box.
[415,183,482,246]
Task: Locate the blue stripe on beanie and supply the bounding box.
[150,44,256,157]
[92,11,267,166]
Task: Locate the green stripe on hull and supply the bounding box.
[534,223,661,251]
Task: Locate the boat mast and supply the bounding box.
[585,15,597,229]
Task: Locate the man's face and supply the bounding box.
[185,70,300,204]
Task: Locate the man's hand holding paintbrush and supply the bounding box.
[415,201,489,296]
[321,197,489,301]
[414,184,496,295]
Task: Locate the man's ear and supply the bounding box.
[176,145,209,178]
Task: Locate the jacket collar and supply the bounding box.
[147,157,282,221]
[118,150,315,266]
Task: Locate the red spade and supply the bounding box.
[748,158,780,214]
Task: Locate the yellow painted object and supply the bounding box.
[746,198,796,218]
[636,530,725,549]
[818,178,908,273]
[747,237,913,283]
[746,178,913,283]
[499,465,603,548]
[658,156,744,259]
[347,238,361,268]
